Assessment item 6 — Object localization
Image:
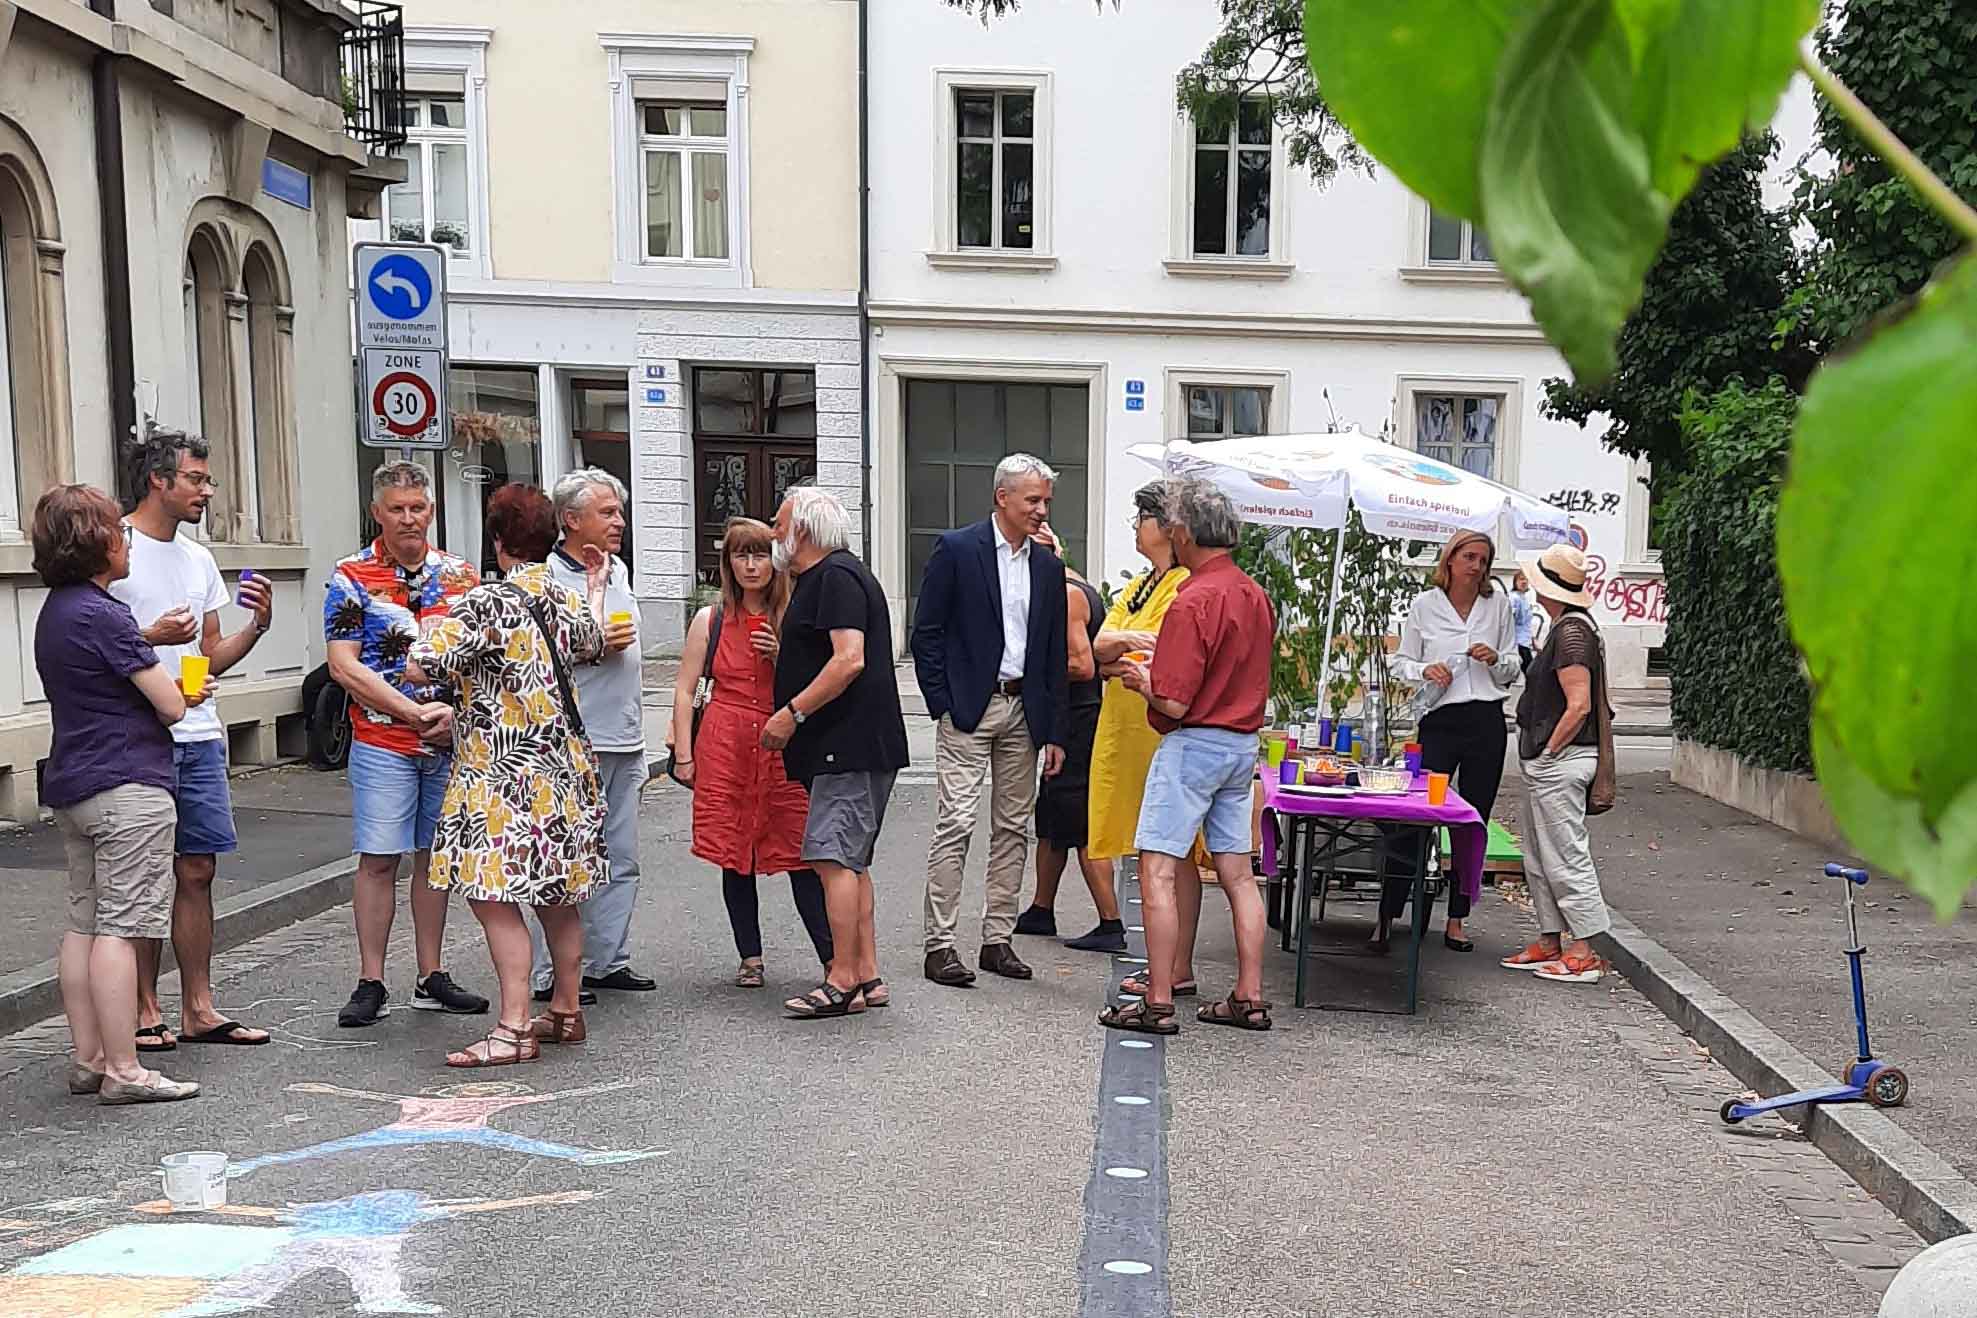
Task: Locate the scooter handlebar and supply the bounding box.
[1824,863,1869,885]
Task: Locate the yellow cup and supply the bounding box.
[1426,772,1450,806]
[179,654,210,696]
[608,610,633,627]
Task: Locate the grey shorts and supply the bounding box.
[801,770,898,873]
[55,784,178,939]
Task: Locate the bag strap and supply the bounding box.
[501,581,586,740]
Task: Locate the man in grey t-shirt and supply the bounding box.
[528,469,654,1001]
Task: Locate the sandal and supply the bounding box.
[783,981,862,1019]
[1098,999,1179,1035]
[734,961,766,989]
[1117,973,1197,998]
[528,1010,587,1045]
[859,979,889,1008]
[1197,994,1273,1031]
[445,1026,540,1068]
[135,1024,177,1053]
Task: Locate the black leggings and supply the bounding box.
[723,868,834,966]
[1380,699,1507,922]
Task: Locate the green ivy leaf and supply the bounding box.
[1779,258,1977,918]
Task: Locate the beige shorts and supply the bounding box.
[56,785,177,939]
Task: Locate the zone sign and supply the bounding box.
[361,349,447,448]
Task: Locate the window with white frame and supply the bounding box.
[1412,392,1503,478]
[1427,209,1493,264]
[386,88,473,255]
[1186,384,1270,439]
[1192,98,1273,258]
[954,88,1035,250]
[638,98,730,261]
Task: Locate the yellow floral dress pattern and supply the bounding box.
[411,563,608,905]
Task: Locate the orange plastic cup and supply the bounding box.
[1123,650,1151,663]
[1426,772,1450,806]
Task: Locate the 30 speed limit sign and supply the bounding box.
[361,348,447,448]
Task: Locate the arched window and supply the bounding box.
[186,224,236,536]
[243,243,297,543]
[0,118,73,539]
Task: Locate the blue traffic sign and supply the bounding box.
[368,254,433,320]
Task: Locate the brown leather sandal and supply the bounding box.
[734,961,766,988]
[1098,999,1179,1035]
[528,1010,587,1045]
[445,1026,541,1068]
[1196,994,1272,1031]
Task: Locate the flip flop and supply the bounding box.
[181,1020,270,1046]
[135,1024,177,1053]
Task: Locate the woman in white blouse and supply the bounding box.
[1378,530,1522,952]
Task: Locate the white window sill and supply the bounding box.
[1163,258,1294,280]
[611,259,745,289]
[924,250,1058,273]
[1616,561,1665,577]
[1398,263,1507,286]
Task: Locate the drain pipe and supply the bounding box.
[89,0,139,491]
[856,0,873,562]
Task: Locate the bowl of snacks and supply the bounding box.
[1303,755,1348,787]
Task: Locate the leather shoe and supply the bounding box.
[583,968,657,992]
[1013,905,1058,937]
[979,942,1033,980]
[533,987,599,1005]
[924,948,977,987]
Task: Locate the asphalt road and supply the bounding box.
[0,780,1910,1317]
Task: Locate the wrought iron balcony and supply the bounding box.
[338,0,407,153]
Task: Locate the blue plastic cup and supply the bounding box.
[1334,721,1353,754]
[236,568,256,608]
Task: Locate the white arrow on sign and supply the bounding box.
[373,270,424,309]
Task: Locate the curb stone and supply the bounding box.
[1597,910,1977,1244]
[0,855,358,1038]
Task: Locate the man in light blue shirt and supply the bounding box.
[1510,569,1538,672]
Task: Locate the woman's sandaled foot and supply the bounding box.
[858,979,889,1008]
[445,1026,540,1068]
[783,981,863,1019]
[1197,994,1272,1031]
[528,1010,587,1044]
[181,1019,271,1045]
[135,1024,177,1052]
[734,960,766,989]
[1098,999,1179,1035]
[1117,972,1196,998]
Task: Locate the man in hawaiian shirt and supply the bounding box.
[324,461,488,1027]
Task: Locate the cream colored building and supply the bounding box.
[359,0,862,644]
[0,0,395,822]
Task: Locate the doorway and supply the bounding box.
[572,379,635,582]
[690,367,818,585]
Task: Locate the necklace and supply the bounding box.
[1126,566,1170,615]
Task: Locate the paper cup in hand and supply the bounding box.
[179,654,210,696]
[609,610,633,627]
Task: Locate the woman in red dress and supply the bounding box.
[670,518,835,989]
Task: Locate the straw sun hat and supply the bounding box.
[1529,543,1594,609]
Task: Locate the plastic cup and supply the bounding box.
[609,610,633,627]
[1333,721,1353,754]
[1264,736,1287,768]
[1426,772,1450,806]
[1404,743,1423,774]
[1123,650,1151,664]
[179,654,209,696]
[1278,759,1300,786]
[235,568,255,608]
[161,1151,228,1211]
[1317,717,1334,748]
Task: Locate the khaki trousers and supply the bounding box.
[1521,746,1610,939]
[924,694,1038,951]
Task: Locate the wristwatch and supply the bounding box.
[787,703,807,725]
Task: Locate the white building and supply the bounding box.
[866,0,1668,681]
[357,0,863,646]
[0,0,391,822]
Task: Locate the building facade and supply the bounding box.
[0,0,390,822]
[360,0,863,646]
[866,0,1669,681]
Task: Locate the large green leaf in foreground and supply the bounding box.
[1779,258,1977,918]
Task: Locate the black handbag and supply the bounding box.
[664,605,723,788]
[501,582,586,740]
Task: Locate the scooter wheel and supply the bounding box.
[1864,1066,1909,1108]
[1720,1099,1745,1125]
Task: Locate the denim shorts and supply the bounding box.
[1134,727,1257,858]
[171,739,238,856]
[349,741,452,857]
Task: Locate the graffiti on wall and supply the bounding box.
[1584,554,1669,625]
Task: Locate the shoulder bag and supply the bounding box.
[1581,617,1618,817]
[663,605,723,789]
[500,582,587,741]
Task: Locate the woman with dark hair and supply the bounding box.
[671,517,835,991]
[406,484,611,1066]
[31,484,203,1104]
[1378,528,1521,952]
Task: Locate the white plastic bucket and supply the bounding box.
[160,1151,228,1210]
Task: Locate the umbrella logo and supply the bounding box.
[1362,449,1463,487]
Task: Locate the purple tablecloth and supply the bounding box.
[1259,771,1488,905]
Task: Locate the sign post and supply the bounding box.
[354,243,448,449]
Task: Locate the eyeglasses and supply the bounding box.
[1127,512,1156,532]
[730,547,773,563]
[175,469,219,490]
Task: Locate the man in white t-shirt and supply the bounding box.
[528,468,652,1002]
[110,430,275,1049]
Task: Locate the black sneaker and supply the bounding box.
[337,979,390,1028]
[414,970,489,1015]
[532,986,599,1005]
[1013,905,1058,937]
[1064,922,1128,954]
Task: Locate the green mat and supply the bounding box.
[1438,820,1524,865]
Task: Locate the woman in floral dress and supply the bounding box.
[407,485,609,1067]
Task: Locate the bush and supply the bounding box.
[1661,378,1812,773]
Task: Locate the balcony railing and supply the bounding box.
[338,0,407,154]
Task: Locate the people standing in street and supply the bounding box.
[1379,530,1521,953]
[525,469,655,1005]
[1014,523,1125,953]
[763,487,910,1019]
[1510,569,1538,672]
[407,485,610,1066]
[324,461,488,1028]
[110,430,273,1052]
[673,517,834,987]
[30,484,201,1104]
[910,454,1070,988]
[1507,543,1612,985]
[1100,479,1275,1036]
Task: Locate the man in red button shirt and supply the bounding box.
[1100,478,1275,1036]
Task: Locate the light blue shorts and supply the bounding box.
[1133,727,1257,858]
[349,741,452,857]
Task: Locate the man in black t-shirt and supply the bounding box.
[762,487,910,1019]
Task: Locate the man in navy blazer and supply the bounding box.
[912,453,1070,987]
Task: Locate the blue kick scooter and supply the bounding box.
[1719,864,1910,1124]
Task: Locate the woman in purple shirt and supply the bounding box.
[31,484,205,1105]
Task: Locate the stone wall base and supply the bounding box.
[1671,736,1844,851]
